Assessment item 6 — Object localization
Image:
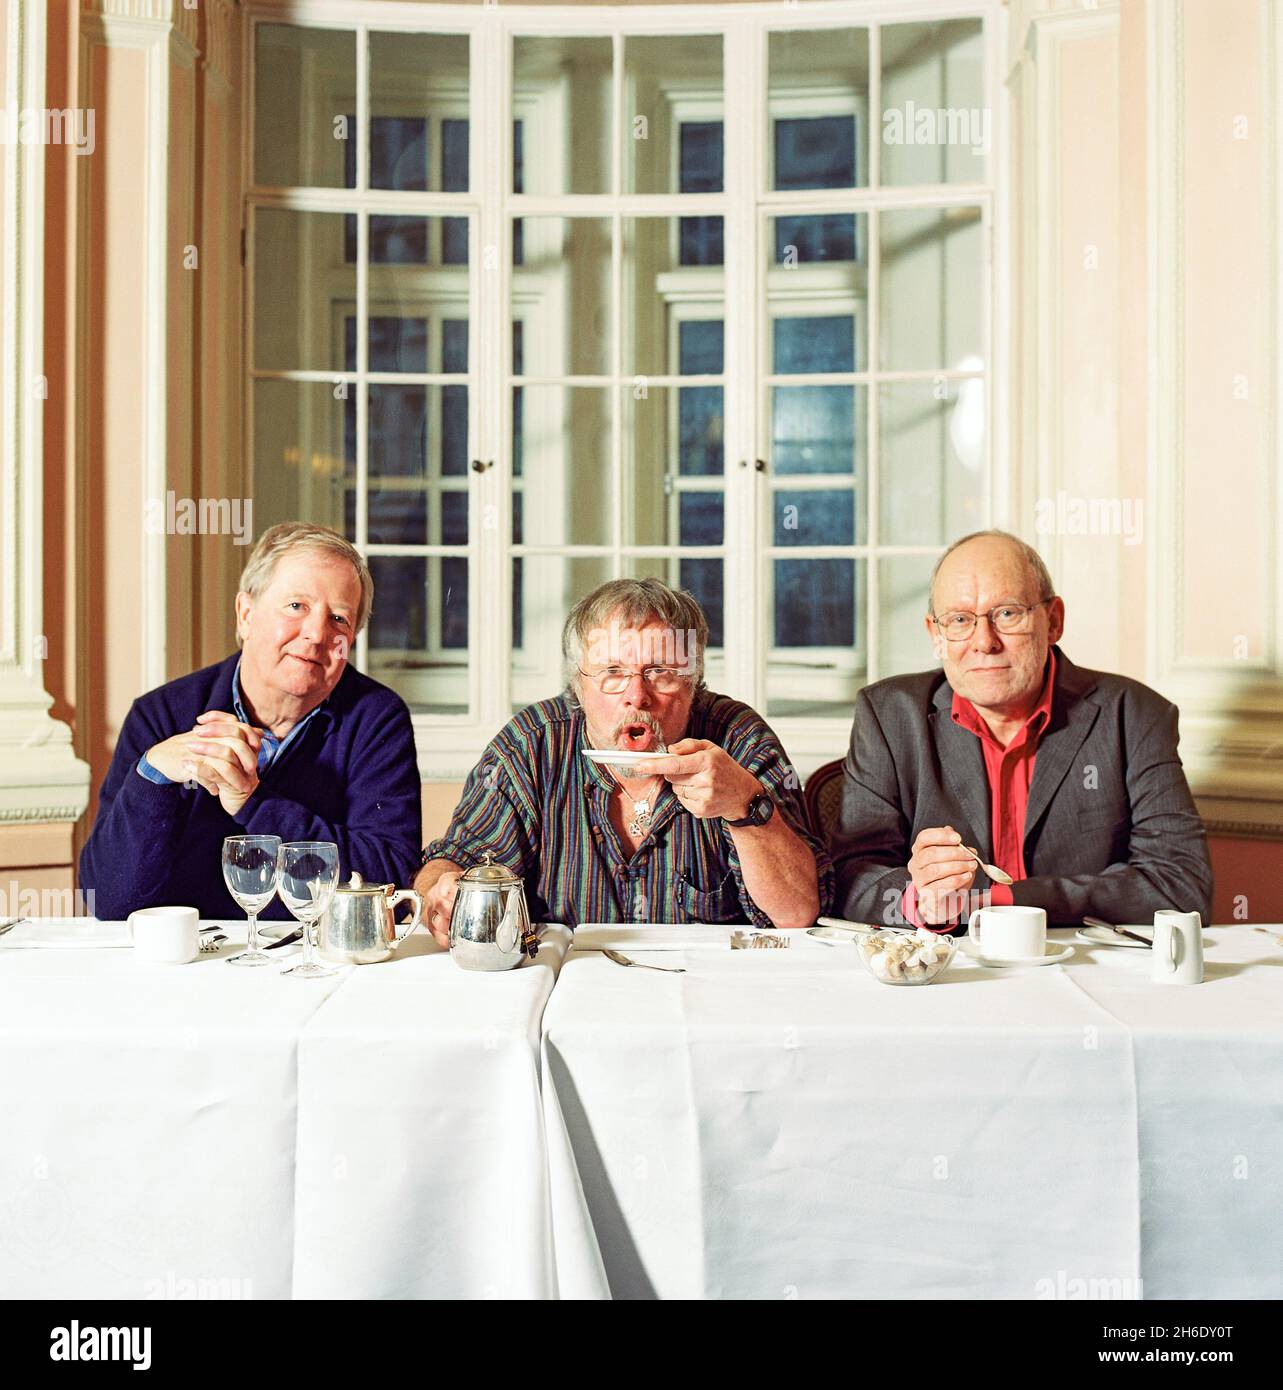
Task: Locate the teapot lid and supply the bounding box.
[334,871,392,896]
[459,852,521,887]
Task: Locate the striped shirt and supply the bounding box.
[423,690,834,929]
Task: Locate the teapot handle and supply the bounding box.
[388,889,424,948]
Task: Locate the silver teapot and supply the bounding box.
[448,854,533,972]
[318,872,424,965]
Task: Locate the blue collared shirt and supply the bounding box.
[136,659,328,785]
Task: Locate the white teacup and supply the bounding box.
[967,904,1047,960]
[128,906,200,964]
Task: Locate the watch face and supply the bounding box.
[751,792,774,825]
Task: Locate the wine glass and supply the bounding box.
[222,835,282,967]
[277,841,340,979]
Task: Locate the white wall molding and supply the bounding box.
[1146,0,1283,835]
[0,0,92,824]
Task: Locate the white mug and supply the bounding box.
[128,906,200,964]
[1151,909,1204,985]
[967,904,1047,960]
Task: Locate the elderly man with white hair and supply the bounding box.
[416,578,831,936]
[80,523,422,922]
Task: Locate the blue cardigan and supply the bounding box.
[79,654,422,920]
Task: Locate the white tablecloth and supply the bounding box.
[541,925,1283,1299]
[0,920,569,1299]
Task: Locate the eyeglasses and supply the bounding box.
[578,666,692,695]
[930,599,1053,641]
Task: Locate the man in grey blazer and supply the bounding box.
[831,530,1213,930]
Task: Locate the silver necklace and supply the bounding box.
[622,777,662,837]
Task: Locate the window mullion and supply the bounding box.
[476,12,507,731]
[723,15,762,710]
[355,25,370,676]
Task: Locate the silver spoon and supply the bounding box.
[963,845,1014,886]
[603,948,685,974]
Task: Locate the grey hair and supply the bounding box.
[562,578,710,705]
[237,522,374,642]
[928,529,1056,615]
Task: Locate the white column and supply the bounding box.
[0,0,91,824]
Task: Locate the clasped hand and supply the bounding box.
[646,739,763,822]
[145,711,264,817]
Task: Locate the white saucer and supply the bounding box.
[581,749,670,766]
[1075,925,1151,950]
[961,941,1075,968]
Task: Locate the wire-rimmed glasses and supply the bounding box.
[577,666,692,695]
[930,599,1054,642]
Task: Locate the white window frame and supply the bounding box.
[242,0,1008,782]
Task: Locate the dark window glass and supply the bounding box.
[774,489,855,545]
[678,388,724,477]
[679,492,724,545]
[680,122,723,267]
[369,557,426,649]
[441,558,468,649]
[678,320,724,375]
[442,118,469,264]
[772,115,858,264]
[513,120,524,265]
[681,560,723,647]
[775,559,854,647]
[774,316,854,374]
[372,115,428,191]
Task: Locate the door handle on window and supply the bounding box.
[470,458,493,473]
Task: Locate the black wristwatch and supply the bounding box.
[725,789,775,829]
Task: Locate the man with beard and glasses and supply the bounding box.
[416,579,832,935]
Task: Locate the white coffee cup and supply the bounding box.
[1151,909,1204,985]
[128,906,200,964]
[967,904,1047,960]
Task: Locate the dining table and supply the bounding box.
[0,918,571,1299]
[3,916,1279,1300]
[540,923,1283,1299]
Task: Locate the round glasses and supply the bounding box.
[931,599,1053,641]
[578,666,692,695]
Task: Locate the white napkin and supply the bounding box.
[0,918,132,949]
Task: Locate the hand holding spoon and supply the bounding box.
[963,845,1014,886]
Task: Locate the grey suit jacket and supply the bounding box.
[830,646,1214,929]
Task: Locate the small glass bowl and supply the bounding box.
[856,928,956,986]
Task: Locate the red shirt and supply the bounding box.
[902,651,1057,929]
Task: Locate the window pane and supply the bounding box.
[774,489,855,547]
[368,32,469,190]
[626,219,724,377]
[881,20,986,186]
[879,554,936,678]
[515,387,613,546]
[624,35,723,195]
[879,206,983,370]
[772,314,858,374]
[252,380,350,535]
[442,119,469,263]
[625,389,723,546]
[513,37,612,195]
[512,556,617,711]
[766,559,867,719]
[770,386,857,476]
[517,218,612,376]
[775,558,856,647]
[625,556,725,651]
[254,210,355,372]
[767,28,869,191]
[879,379,985,546]
[254,25,355,188]
[367,556,469,716]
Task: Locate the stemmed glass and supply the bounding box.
[277,841,340,979]
[222,835,282,967]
